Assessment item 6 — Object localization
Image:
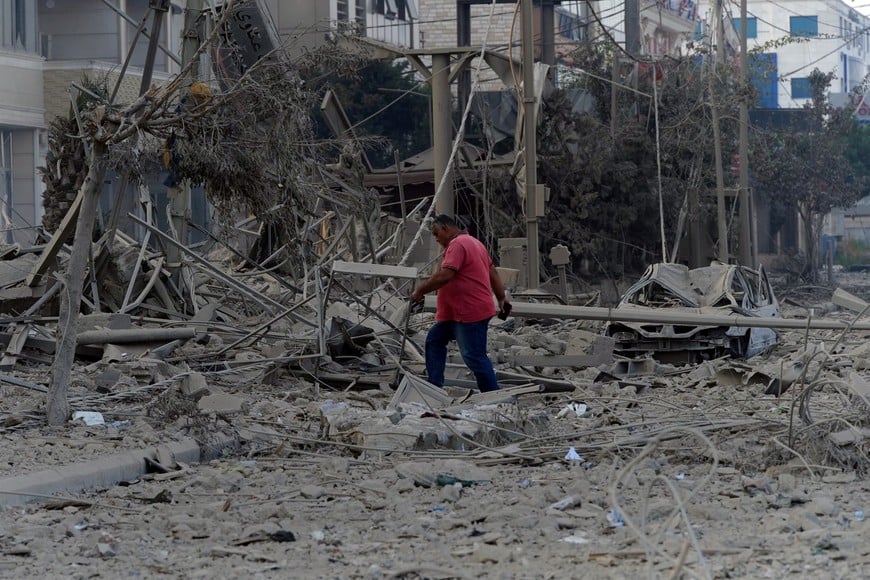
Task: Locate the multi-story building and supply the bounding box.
[0,0,183,245]
[419,0,588,88]
[263,0,419,51]
[697,0,870,107]
[592,0,698,57]
[1,1,42,245]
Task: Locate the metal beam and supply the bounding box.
[422,295,870,330]
[99,0,181,65]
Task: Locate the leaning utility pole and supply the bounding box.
[738,0,754,267]
[522,0,540,288]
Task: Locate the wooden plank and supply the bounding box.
[331,260,418,280]
[26,190,83,287]
[0,324,30,371]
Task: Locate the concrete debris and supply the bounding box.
[4,167,870,579]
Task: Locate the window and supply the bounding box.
[791,77,812,99]
[694,21,704,41]
[732,17,757,39]
[0,0,37,52]
[355,0,366,31]
[337,0,349,21]
[558,13,582,41]
[375,0,408,20]
[790,16,818,37]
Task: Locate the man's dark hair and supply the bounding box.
[432,214,465,229]
[432,214,457,228]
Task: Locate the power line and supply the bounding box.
[780,21,870,77]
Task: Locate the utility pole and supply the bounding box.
[522,0,540,288]
[541,0,555,84]
[139,0,170,95]
[738,0,754,267]
[432,51,454,216]
[166,0,203,276]
[711,0,729,262]
[625,0,640,55]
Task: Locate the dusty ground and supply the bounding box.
[2,273,870,579]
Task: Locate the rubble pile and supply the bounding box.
[2,211,870,576]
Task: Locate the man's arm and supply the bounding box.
[489,265,508,310]
[411,267,456,303]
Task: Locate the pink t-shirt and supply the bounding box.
[436,232,496,322]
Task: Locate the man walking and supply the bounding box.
[410,215,509,392]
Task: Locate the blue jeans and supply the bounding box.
[425,318,499,392]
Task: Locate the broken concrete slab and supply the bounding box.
[198,392,249,415]
[511,336,614,369]
[179,372,211,399]
[0,438,204,507]
[320,400,548,454]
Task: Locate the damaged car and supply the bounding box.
[604,262,779,364]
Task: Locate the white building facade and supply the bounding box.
[0,0,42,244]
[698,0,870,108]
[0,0,184,245]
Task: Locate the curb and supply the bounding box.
[0,435,236,507]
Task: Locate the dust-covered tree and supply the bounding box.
[751,69,867,281]
[43,0,372,425]
[506,44,742,281]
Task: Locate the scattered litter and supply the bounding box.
[72,411,105,426]
[549,496,580,511]
[675,472,687,480]
[564,447,583,461]
[606,508,625,527]
[310,531,325,542]
[560,535,589,544]
[856,510,865,522]
[319,400,347,413]
[556,402,588,418]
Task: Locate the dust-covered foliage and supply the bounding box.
[751,69,869,280]
[502,45,743,280]
[104,40,374,237]
[45,0,378,249]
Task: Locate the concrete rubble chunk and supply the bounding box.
[197,393,249,415]
[321,400,548,453]
[180,372,211,399]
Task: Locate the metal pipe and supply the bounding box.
[421,295,870,331]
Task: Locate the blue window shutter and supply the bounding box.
[791,77,812,99]
[790,16,818,37]
[733,17,757,39]
[750,53,778,108]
